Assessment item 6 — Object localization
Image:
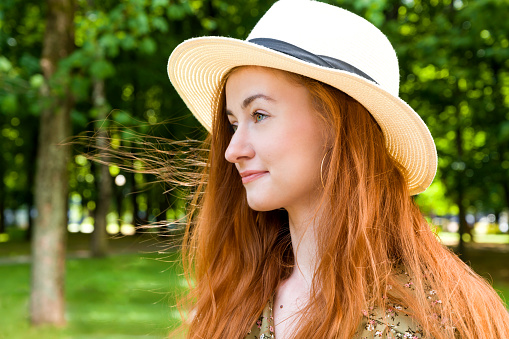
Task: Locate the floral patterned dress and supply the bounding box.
[244,271,442,339]
[245,297,276,339]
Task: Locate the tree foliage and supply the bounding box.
[0,0,507,268]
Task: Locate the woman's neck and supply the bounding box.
[273,201,324,338]
[287,211,319,285]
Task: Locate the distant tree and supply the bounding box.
[30,0,75,326]
[91,77,111,257]
[0,0,43,239]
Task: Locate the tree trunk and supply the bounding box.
[25,128,40,241]
[0,186,5,235]
[129,171,145,234]
[455,125,468,260]
[456,184,467,256]
[156,186,172,237]
[502,177,509,214]
[91,78,111,257]
[0,159,5,235]
[115,183,124,235]
[30,0,75,326]
[503,181,509,249]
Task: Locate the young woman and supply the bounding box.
[167,0,509,338]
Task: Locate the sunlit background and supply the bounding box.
[1,0,508,338]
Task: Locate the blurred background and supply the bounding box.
[1,0,508,338]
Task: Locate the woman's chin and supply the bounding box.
[246,197,281,212]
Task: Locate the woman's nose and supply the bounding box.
[225,127,255,163]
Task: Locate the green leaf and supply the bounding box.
[128,13,149,35]
[151,17,168,33]
[201,18,217,31]
[1,94,18,113]
[120,35,136,50]
[167,5,187,20]
[113,110,134,125]
[499,121,509,142]
[139,37,156,55]
[29,74,44,88]
[70,75,91,100]
[99,34,120,57]
[99,33,118,49]
[90,60,115,79]
[64,49,91,68]
[0,56,12,72]
[71,109,89,128]
[151,0,169,8]
[19,53,40,74]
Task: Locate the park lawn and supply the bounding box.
[0,252,186,339]
[0,246,507,339]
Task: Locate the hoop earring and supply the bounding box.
[320,149,331,189]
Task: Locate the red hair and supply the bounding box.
[178,68,509,338]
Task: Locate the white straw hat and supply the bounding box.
[167,0,437,195]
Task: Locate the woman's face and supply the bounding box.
[225,66,329,212]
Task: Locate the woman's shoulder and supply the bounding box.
[356,301,424,339]
[355,268,434,339]
[244,269,443,338]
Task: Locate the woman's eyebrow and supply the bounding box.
[241,94,275,109]
[226,94,276,116]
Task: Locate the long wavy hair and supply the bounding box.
[178,67,509,338]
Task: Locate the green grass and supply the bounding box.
[0,239,507,339]
[0,252,186,339]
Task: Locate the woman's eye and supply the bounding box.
[252,111,267,123]
[230,124,238,132]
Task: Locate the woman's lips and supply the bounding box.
[240,171,269,184]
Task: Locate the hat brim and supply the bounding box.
[167,36,437,195]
